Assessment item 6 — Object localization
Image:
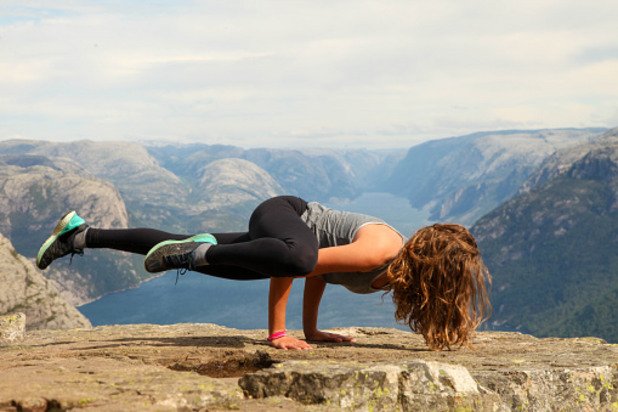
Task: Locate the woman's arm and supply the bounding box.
[306,224,403,277]
[303,276,355,343]
[268,276,311,350]
[302,275,326,336]
[268,224,401,349]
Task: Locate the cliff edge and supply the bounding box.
[0,324,616,411]
[0,234,91,330]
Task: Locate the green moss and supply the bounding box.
[197,383,215,391]
[4,314,20,324]
[77,398,96,406]
[599,374,615,391]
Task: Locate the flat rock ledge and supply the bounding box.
[0,324,616,411]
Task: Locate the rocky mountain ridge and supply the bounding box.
[0,163,128,253]
[0,161,141,305]
[472,127,618,342]
[0,234,91,330]
[383,128,606,224]
[0,140,189,232]
[147,144,395,202]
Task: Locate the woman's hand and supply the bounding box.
[305,330,355,343]
[269,335,312,350]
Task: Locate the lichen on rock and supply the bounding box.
[0,312,26,345]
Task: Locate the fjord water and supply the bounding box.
[79,193,429,329]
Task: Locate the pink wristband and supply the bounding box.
[267,330,287,341]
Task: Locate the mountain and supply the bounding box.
[187,158,285,232]
[147,144,395,202]
[383,128,606,225]
[472,128,618,342]
[0,233,91,330]
[0,141,281,233]
[0,141,294,301]
[0,157,147,305]
[3,129,616,339]
[0,140,189,232]
[242,148,389,200]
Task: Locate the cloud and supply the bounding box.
[0,1,617,148]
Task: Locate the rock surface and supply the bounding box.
[0,313,26,345]
[0,139,187,232]
[0,234,91,330]
[0,164,128,252]
[0,160,139,305]
[197,158,284,207]
[0,324,616,411]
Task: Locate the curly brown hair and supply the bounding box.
[386,223,492,350]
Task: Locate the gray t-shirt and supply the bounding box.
[300,202,403,294]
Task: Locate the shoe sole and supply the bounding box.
[144,234,217,273]
[36,211,83,269]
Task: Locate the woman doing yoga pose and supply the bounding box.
[37,195,491,350]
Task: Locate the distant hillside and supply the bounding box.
[148,144,395,201]
[0,140,288,233]
[187,158,285,231]
[0,140,191,232]
[472,128,618,342]
[0,159,144,305]
[0,141,294,302]
[0,233,91,330]
[383,128,606,225]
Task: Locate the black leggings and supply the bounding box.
[85,196,319,280]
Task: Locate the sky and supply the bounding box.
[1,1,617,149]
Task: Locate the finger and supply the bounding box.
[325,333,344,342]
[332,334,355,342]
[298,342,311,350]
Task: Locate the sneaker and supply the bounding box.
[144,233,217,273]
[36,211,88,270]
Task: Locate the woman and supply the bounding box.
[37,195,491,350]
